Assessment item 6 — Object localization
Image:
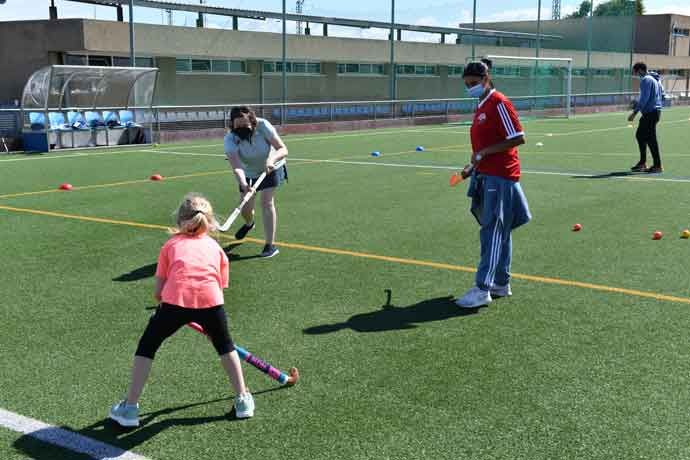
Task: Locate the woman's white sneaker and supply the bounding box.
[455,287,492,308]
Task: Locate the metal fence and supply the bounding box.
[2,90,688,147]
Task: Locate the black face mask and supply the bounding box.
[234,127,253,141]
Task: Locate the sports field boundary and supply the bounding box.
[0,110,686,163]
[1,203,690,306]
[0,407,150,460]
[2,151,689,204]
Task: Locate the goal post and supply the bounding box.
[482,55,573,118]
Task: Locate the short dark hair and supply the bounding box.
[632,62,647,73]
[229,106,257,131]
[480,58,493,70]
[463,61,489,78]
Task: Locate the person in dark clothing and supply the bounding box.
[628,62,664,174]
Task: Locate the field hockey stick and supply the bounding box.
[1,137,8,153]
[450,164,474,186]
[187,322,299,386]
[218,158,286,232]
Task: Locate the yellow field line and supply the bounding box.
[0,205,170,231]
[1,202,689,306]
[0,170,230,200]
[0,142,465,200]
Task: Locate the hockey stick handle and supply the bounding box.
[243,158,286,195]
[218,159,286,232]
[187,322,299,386]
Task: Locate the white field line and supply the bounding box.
[0,149,144,163]
[287,157,690,183]
[162,125,466,150]
[1,114,686,161]
[147,149,223,157]
[162,111,690,149]
[150,147,690,161]
[140,149,690,183]
[0,407,150,460]
[529,118,689,137]
[522,151,690,158]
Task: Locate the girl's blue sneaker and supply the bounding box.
[109,400,140,427]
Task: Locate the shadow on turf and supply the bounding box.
[572,171,641,179]
[303,295,479,334]
[223,242,266,261]
[112,244,250,283]
[113,263,157,282]
[13,388,288,459]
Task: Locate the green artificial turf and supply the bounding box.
[2,107,690,459]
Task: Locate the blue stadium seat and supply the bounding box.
[103,111,122,127]
[67,111,88,129]
[119,110,135,126]
[48,112,69,131]
[85,111,105,128]
[29,112,46,131]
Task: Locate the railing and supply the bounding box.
[2,91,688,141]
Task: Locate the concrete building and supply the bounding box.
[461,14,690,57]
[1,14,688,107]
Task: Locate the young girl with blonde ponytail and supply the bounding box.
[109,193,254,426]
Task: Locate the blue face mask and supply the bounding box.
[466,82,485,98]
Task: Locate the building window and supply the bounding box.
[191,59,211,72]
[448,65,464,76]
[673,27,689,37]
[264,61,321,74]
[337,63,385,75]
[175,58,245,73]
[65,54,87,65]
[176,58,191,72]
[113,56,154,67]
[228,60,245,73]
[66,53,152,68]
[88,55,112,67]
[397,64,437,76]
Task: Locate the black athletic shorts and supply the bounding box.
[135,303,235,359]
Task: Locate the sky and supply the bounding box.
[1,0,689,43]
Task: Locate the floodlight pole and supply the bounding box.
[282,0,287,124]
[471,0,477,59]
[536,0,542,58]
[628,0,636,89]
[128,0,136,66]
[585,0,594,96]
[389,0,396,101]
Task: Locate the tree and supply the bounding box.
[594,0,645,16]
[567,0,592,18]
[566,0,644,18]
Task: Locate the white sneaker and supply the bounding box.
[490,283,512,298]
[234,392,255,419]
[455,287,492,308]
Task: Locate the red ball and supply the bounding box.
[572,223,582,232]
[58,183,73,191]
[150,174,163,181]
[652,231,663,240]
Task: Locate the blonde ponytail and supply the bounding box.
[170,193,218,236]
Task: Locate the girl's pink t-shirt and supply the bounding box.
[155,234,229,309]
